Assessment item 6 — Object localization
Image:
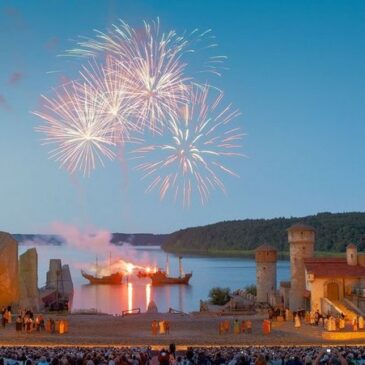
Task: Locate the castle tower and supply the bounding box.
[255,244,277,303]
[346,243,357,266]
[288,223,315,311]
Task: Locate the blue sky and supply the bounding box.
[1,0,365,234]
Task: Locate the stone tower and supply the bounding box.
[255,244,277,303]
[288,223,315,311]
[346,243,357,266]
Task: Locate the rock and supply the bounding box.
[0,232,19,306]
[41,259,74,310]
[147,300,158,313]
[61,264,74,299]
[18,248,40,311]
[46,259,62,290]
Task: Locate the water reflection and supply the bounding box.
[127,282,133,311]
[146,283,151,310]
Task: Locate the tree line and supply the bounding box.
[162,212,365,253]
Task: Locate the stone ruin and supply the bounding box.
[44,259,73,299]
[0,231,73,312]
[0,232,19,306]
[19,248,39,311]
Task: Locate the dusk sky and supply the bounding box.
[1,0,365,234]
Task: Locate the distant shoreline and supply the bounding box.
[17,239,346,260]
[163,248,346,259]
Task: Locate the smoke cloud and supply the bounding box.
[48,222,148,276]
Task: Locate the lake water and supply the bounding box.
[19,244,290,314]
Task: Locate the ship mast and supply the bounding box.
[95,255,99,278]
[179,256,184,278]
[166,254,170,276]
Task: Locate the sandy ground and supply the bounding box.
[0,313,362,348]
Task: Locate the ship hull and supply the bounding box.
[81,270,123,285]
[151,272,192,286]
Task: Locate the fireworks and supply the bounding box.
[34,81,117,175]
[132,85,244,206]
[79,57,137,142]
[67,19,190,132]
[66,19,227,132]
[34,19,244,205]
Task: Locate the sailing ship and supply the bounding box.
[81,255,123,285]
[138,256,192,285]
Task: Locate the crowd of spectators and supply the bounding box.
[0,345,363,365]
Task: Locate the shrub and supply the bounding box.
[245,284,257,296]
[208,287,231,305]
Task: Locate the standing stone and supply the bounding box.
[0,232,19,306]
[61,264,74,300]
[18,248,39,311]
[42,259,74,310]
[46,259,62,290]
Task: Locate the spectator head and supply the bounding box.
[255,355,266,365]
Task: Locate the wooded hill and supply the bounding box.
[162,212,365,253]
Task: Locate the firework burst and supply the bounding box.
[132,85,244,207]
[66,19,226,132]
[79,56,137,142]
[33,81,117,175]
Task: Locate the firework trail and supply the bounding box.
[66,18,226,132]
[33,81,117,175]
[132,85,244,207]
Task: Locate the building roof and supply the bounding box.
[287,223,316,232]
[255,244,277,252]
[304,257,365,278]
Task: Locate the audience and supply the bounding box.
[0,346,361,365]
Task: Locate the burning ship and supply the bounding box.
[138,256,192,285]
[81,256,123,285]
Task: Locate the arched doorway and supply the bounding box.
[327,282,340,301]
